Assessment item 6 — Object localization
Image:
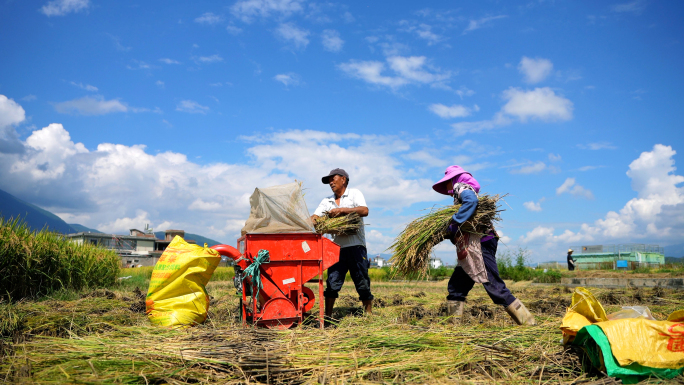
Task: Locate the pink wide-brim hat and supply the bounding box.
[432,165,470,195]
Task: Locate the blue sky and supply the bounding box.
[1,0,683,263]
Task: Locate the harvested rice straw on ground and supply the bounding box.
[314,212,362,235]
[389,194,503,277]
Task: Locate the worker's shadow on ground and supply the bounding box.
[332,306,364,318]
[331,294,365,320]
[300,306,363,328]
[300,298,364,328]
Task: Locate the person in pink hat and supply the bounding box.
[433,165,536,326]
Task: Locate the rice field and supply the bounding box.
[0,217,120,300]
[2,271,682,384]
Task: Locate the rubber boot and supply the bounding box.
[324,297,336,318]
[505,299,537,326]
[362,299,373,315]
[446,300,464,324]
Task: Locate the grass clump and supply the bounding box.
[0,217,120,301]
[389,195,502,277]
[314,212,362,235]
[497,248,562,283]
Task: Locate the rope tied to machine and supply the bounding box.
[238,249,270,293]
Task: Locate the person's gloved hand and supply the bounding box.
[447,221,459,245]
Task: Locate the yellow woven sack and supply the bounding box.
[146,236,221,327]
[597,318,684,369]
[561,287,684,370]
[560,287,608,343]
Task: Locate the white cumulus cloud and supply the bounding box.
[0,95,27,154]
[41,0,89,16]
[273,73,301,87]
[414,24,443,45]
[0,95,26,129]
[523,200,543,212]
[578,142,617,150]
[400,22,444,45]
[226,25,243,35]
[176,100,209,114]
[70,82,98,92]
[195,55,223,63]
[548,153,561,162]
[275,23,310,49]
[321,29,344,52]
[339,56,451,90]
[231,0,304,22]
[54,96,128,115]
[428,104,478,119]
[338,60,407,89]
[556,177,594,199]
[189,199,222,211]
[611,1,646,14]
[452,87,572,136]
[456,86,475,99]
[511,161,548,174]
[10,123,88,180]
[99,211,152,234]
[159,58,181,65]
[0,115,444,250]
[518,56,553,84]
[194,12,223,25]
[463,15,507,34]
[519,145,684,261]
[501,87,573,122]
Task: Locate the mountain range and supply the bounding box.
[0,187,224,246]
[0,188,76,234]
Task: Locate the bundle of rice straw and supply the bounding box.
[389,194,503,278]
[314,212,362,235]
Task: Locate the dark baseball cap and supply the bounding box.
[321,168,349,184]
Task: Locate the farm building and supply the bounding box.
[568,244,665,270]
[370,255,386,268]
[430,257,444,269]
[67,228,195,267]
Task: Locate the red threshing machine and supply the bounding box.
[211,233,340,329]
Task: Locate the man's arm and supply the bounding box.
[328,189,369,217]
[311,199,329,221]
[328,206,368,217]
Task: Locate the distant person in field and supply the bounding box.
[567,249,576,271]
[311,168,373,318]
[433,165,536,326]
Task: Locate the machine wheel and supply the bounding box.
[260,297,297,330]
[302,286,316,313]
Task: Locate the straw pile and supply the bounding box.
[389,194,503,277]
[2,277,682,383]
[314,212,362,235]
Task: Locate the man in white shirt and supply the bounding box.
[311,168,374,317]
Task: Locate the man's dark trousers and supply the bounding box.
[324,245,374,301]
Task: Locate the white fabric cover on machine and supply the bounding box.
[241,182,315,235]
